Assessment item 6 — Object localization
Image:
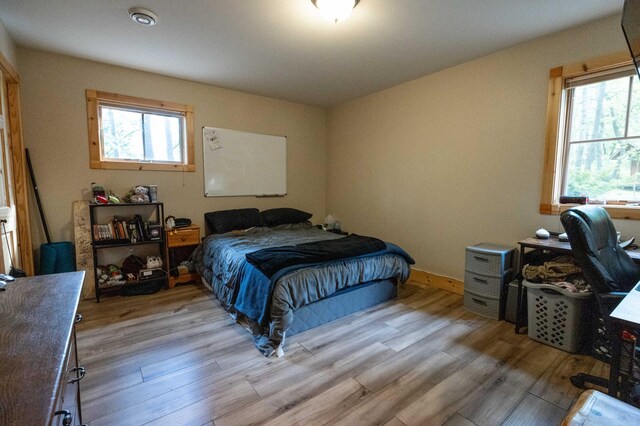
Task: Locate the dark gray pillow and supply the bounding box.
[260,208,312,227]
[204,208,262,234]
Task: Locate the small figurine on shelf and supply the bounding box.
[146,255,163,269]
[122,254,146,280]
[107,190,121,204]
[96,264,124,286]
[124,185,150,203]
[106,264,123,282]
[92,183,108,204]
[96,265,109,286]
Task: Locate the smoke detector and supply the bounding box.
[129,7,158,26]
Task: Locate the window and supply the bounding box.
[540,52,640,220]
[86,90,195,172]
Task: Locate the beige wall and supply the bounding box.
[0,18,16,69]
[17,48,327,251]
[15,14,637,280]
[326,15,634,280]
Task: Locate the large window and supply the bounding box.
[564,68,640,201]
[540,52,640,219]
[86,90,195,172]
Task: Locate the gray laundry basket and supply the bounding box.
[523,280,593,353]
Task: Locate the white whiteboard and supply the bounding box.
[203,127,286,197]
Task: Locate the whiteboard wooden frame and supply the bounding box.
[203,127,287,197]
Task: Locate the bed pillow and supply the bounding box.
[204,208,262,234]
[260,208,312,227]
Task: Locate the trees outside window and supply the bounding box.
[86,90,194,172]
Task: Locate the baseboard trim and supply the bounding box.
[409,269,464,295]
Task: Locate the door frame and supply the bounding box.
[0,52,34,275]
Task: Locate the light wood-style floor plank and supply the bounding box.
[77,282,605,425]
[501,393,567,426]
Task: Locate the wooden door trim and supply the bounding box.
[0,51,34,275]
[0,53,19,84]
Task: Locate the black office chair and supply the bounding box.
[560,205,640,391]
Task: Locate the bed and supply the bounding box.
[192,208,414,356]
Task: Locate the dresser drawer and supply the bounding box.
[464,271,504,298]
[465,251,503,276]
[464,290,501,320]
[166,227,200,247]
[55,327,83,426]
[465,245,513,276]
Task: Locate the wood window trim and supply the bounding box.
[539,51,640,221]
[86,90,195,172]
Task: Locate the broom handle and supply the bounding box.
[25,148,51,243]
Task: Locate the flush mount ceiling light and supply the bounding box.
[311,0,360,23]
[128,7,158,26]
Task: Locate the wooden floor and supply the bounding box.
[76,281,606,426]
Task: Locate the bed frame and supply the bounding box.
[202,276,398,336]
[287,278,398,335]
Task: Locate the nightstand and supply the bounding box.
[164,225,201,288]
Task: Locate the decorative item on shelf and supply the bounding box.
[133,214,147,241]
[123,185,150,203]
[107,190,121,204]
[138,268,164,281]
[96,264,125,287]
[147,222,162,240]
[131,186,150,203]
[92,183,107,204]
[121,254,146,280]
[148,185,158,202]
[146,255,163,269]
[165,215,175,230]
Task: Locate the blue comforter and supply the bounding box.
[192,224,414,356]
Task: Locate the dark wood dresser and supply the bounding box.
[0,271,85,425]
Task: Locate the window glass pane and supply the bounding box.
[101,107,143,160]
[568,77,630,142]
[628,75,640,136]
[565,139,640,201]
[143,113,182,163]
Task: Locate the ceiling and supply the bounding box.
[0,0,625,107]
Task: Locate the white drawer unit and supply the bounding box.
[464,243,515,320]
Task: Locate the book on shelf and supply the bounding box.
[93,215,149,243]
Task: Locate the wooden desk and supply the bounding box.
[0,272,85,425]
[515,237,640,333]
[609,282,640,403]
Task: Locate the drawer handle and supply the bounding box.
[68,366,86,384]
[473,256,489,262]
[75,313,83,323]
[471,297,487,306]
[55,410,72,426]
[472,277,488,284]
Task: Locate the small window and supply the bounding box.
[86,90,195,172]
[539,52,640,220]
